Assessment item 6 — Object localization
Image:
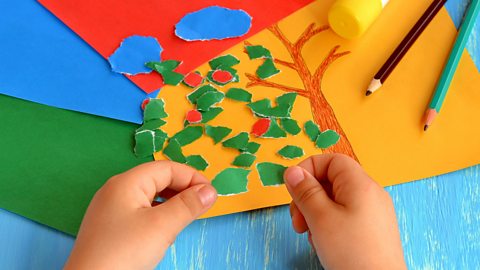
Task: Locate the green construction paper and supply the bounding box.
[136,118,166,132]
[163,139,186,163]
[245,45,272,59]
[201,107,224,123]
[315,130,341,149]
[186,155,209,171]
[304,120,320,142]
[278,145,304,159]
[134,131,155,157]
[153,129,168,152]
[196,91,225,111]
[209,54,240,69]
[247,93,296,118]
[232,153,256,167]
[211,168,250,195]
[262,119,287,138]
[256,162,287,186]
[280,118,301,135]
[0,95,152,236]
[244,142,261,154]
[171,126,203,146]
[276,92,297,110]
[146,60,185,86]
[205,125,232,144]
[225,87,252,102]
[257,58,280,79]
[144,99,168,121]
[222,132,249,150]
[187,84,217,104]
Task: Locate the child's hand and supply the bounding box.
[65,161,217,270]
[284,154,406,269]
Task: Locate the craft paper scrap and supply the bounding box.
[163,139,186,163]
[183,72,204,88]
[186,155,209,171]
[245,142,261,154]
[171,126,203,146]
[153,0,480,219]
[175,6,252,41]
[278,145,304,159]
[232,153,257,168]
[211,168,251,195]
[226,88,253,102]
[108,36,162,75]
[146,61,184,86]
[205,125,233,144]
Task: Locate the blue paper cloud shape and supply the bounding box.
[108,35,163,75]
[175,6,252,41]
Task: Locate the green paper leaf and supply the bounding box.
[136,118,167,132]
[205,125,232,144]
[134,131,155,158]
[257,58,280,79]
[315,130,341,149]
[304,120,320,142]
[280,118,301,135]
[245,45,272,59]
[196,91,225,111]
[201,107,224,123]
[146,60,184,86]
[247,93,297,118]
[186,155,209,171]
[209,54,240,69]
[244,142,261,154]
[278,145,304,159]
[171,126,203,146]
[225,88,252,102]
[222,132,249,150]
[262,119,287,138]
[153,130,168,152]
[187,84,217,104]
[163,139,186,163]
[276,93,297,110]
[144,99,168,121]
[211,168,250,195]
[232,153,256,168]
[256,162,287,186]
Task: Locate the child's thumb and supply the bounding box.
[151,184,217,245]
[284,166,335,220]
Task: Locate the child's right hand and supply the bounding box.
[284,154,407,269]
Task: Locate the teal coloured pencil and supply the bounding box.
[424,0,480,130]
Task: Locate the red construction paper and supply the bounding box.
[251,118,271,137]
[183,72,204,88]
[212,70,234,84]
[186,109,202,123]
[38,0,313,93]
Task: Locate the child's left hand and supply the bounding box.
[64,161,218,270]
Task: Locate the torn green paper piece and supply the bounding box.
[171,126,203,146]
[144,99,168,121]
[247,93,297,118]
[205,125,232,144]
[225,88,252,102]
[136,118,166,132]
[222,132,249,150]
[278,145,304,159]
[146,60,185,86]
[186,155,208,171]
[153,130,168,152]
[280,118,301,135]
[211,168,250,195]
[257,162,287,186]
[304,120,320,142]
[232,153,256,168]
[245,45,272,59]
[201,107,223,123]
[262,119,287,138]
[163,139,186,163]
[316,130,341,149]
[196,91,225,111]
[276,92,297,110]
[244,142,261,154]
[209,54,240,70]
[257,58,280,79]
[187,84,217,104]
[134,130,167,158]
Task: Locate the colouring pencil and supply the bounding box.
[366,0,447,96]
[424,0,480,131]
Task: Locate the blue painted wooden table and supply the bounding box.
[0,1,479,269]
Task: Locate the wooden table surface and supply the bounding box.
[0,0,479,269]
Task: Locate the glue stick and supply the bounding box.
[328,0,390,39]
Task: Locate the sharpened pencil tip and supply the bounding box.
[365,90,372,96]
[423,125,429,131]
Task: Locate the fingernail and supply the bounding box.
[197,185,216,207]
[284,166,304,188]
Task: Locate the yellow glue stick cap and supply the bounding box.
[328,0,384,39]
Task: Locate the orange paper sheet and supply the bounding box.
[155,0,480,218]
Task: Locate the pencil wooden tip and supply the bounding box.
[423,109,437,131]
[366,79,382,96]
[365,90,372,96]
[423,125,429,131]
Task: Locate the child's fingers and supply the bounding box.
[150,184,217,247]
[284,166,336,220]
[290,202,308,233]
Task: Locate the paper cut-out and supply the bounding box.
[186,155,209,171]
[251,118,271,137]
[171,126,203,146]
[183,71,204,88]
[225,88,252,102]
[208,70,235,85]
[205,125,233,144]
[256,58,281,79]
[232,153,256,168]
[136,119,167,132]
[209,54,241,70]
[134,130,167,158]
[144,99,168,122]
[175,6,252,41]
[304,120,320,142]
[280,119,301,135]
[315,130,341,149]
[245,45,272,59]
[247,93,297,118]
[146,61,185,86]
[211,168,250,195]
[185,110,202,124]
[261,119,287,138]
[244,142,261,154]
[245,44,280,79]
[108,36,162,75]
[256,162,287,186]
[196,91,225,111]
[278,145,304,159]
[187,84,217,104]
[163,139,186,163]
[201,107,224,123]
[222,132,249,150]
